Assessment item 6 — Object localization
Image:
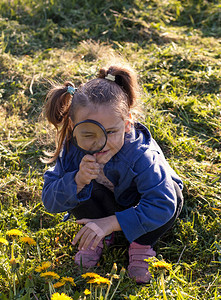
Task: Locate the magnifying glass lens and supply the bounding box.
[72,121,107,154]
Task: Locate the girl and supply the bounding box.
[42,65,184,284]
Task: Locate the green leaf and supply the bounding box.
[0,293,8,300]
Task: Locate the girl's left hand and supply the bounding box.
[72,215,121,251]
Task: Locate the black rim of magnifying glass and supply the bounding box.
[71,119,108,155]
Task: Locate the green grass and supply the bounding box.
[0,0,220,299]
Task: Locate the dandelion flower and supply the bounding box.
[0,238,9,246]
[87,276,111,285]
[110,263,117,275]
[35,261,52,272]
[84,289,91,295]
[87,278,97,284]
[152,261,172,271]
[53,281,65,288]
[61,277,76,286]
[82,272,101,279]
[6,229,23,237]
[120,267,126,279]
[20,236,36,246]
[40,271,60,280]
[51,293,73,300]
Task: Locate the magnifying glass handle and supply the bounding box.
[62,211,71,222]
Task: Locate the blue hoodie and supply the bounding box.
[42,122,183,243]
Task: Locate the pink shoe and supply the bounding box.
[128,242,156,284]
[74,234,114,268]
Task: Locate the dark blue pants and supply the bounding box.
[71,181,183,246]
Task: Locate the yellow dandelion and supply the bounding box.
[20,236,36,246]
[6,229,23,237]
[97,277,111,285]
[61,277,76,286]
[87,278,96,284]
[0,238,9,246]
[87,276,111,285]
[152,261,172,271]
[53,281,65,288]
[84,289,91,295]
[51,292,73,300]
[82,272,101,279]
[40,271,60,280]
[35,261,52,272]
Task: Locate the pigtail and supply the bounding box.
[44,81,74,162]
[98,65,138,108]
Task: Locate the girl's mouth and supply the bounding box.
[96,150,109,156]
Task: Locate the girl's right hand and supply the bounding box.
[75,155,100,193]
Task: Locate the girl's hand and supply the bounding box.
[75,154,100,193]
[72,216,121,251]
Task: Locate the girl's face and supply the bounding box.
[73,104,130,164]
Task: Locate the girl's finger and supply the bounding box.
[78,230,96,250]
[91,235,103,250]
[72,226,88,245]
[82,155,96,162]
[84,165,100,173]
[76,218,91,225]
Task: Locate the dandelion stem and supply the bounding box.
[104,277,113,300]
[16,269,22,287]
[13,273,16,296]
[109,279,122,300]
[23,245,28,279]
[160,271,167,300]
[99,287,103,299]
[90,283,92,300]
[11,240,17,297]
[95,286,98,299]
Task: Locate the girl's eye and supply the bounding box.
[82,134,96,138]
[106,130,116,135]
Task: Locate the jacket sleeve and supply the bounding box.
[42,148,92,213]
[115,150,177,243]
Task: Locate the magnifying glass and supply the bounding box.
[63,119,107,222]
[71,119,107,155]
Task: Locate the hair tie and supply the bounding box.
[105,74,115,82]
[67,86,76,95]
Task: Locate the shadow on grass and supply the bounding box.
[3,0,217,56]
[171,0,221,38]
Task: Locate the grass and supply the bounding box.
[0,0,220,299]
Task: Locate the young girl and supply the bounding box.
[42,65,184,284]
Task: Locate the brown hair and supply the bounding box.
[44,65,139,162]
